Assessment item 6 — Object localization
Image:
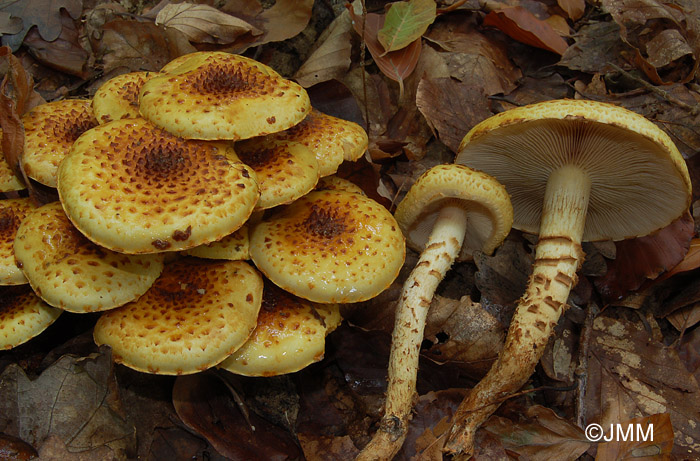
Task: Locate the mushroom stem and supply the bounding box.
[444,164,591,458]
[356,203,469,461]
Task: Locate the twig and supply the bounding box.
[574,302,598,429]
[608,63,700,115]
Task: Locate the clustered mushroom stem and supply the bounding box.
[444,164,591,457]
[356,204,469,461]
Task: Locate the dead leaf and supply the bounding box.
[298,434,360,460]
[0,11,20,35]
[173,373,302,460]
[93,19,194,74]
[422,295,504,378]
[295,9,353,88]
[559,21,631,73]
[482,405,590,460]
[37,435,116,461]
[483,6,570,55]
[557,0,585,21]
[0,347,136,457]
[586,312,700,456]
[0,432,37,460]
[0,0,83,51]
[155,3,261,45]
[348,5,422,98]
[595,414,674,460]
[378,0,436,54]
[415,77,491,152]
[593,211,694,303]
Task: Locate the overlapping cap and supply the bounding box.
[0,286,62,349]
[0,198,35,285]
[93,71,162,124]
[14,202,164,313]
[139,52,311,140]
[57,118,259,253]
[93,258,263,375]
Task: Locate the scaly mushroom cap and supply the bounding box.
[235,137,320,210]
[456,99,692,241]
[249,189,406,303]
[93,258,264,375]
[0,198,35,285]
[394,164,513,261]
[57,118,259,254]
[139,52,311,140]
[182,224,249,260]
[0,286,62,349]
[93,71,162,124]
[219,281,342,376]
[14,202,165,313]
[315,175,366,195]
[160,51,213,73]
[0,129,25,192]
[271,109,369,177]
[22,99,98,187]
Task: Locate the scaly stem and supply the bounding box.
[444,165,591,458]
[356,204,468,461]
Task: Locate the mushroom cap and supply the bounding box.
[93,71,162,124]
[93,258,264,375]
[456,99,692,241]
[14,202,165,313]
[219,281,342,376]
[249,189,405,303]
[0,129,25,192]
[182,224,249,260]
[394,164,513,261]
[0,286,62,349]
[22,99,98,187]
[235,137,320,210]
[315,175,366,195]
[271,109,369,177]
[57,118,259,254]
[159,51,212,73]
[0,198,35,285]
[139,52,311,140]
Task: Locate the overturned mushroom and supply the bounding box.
[445,99,692,457]
[357,164,512,460]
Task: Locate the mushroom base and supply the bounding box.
[444,164,591,458]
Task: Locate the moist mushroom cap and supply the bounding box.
[456,99,692,241]
[270,109,369,177]
[139,52,311,140]
[0,286,62,349]
[93,71,162,124]
[182,224,249,260]
[394,164,513,261]
[57,118,259,254]
[22,99,98,187]
[93,258,263,375]
[219,281,341,376]
[235,137,320,210]
[249,189,406,303]
[0,198,35,286]
[14,202,164,313]
[315,175,366,195]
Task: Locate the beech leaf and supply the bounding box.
[155,3,261,45]
[483,6,569,55]
[0,0,83,51]
[378,0,436,54]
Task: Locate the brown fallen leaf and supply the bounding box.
[585,311,700,456]
[559,21,631,74]
[482,405,590,460]
[155,3,262,45]
[0,432,37,460]
[298,434,360,461]
[483,6,569,55]
[0,12,21,36]
[557,0,585,21]
[37,435,115,461]
[594,413,674,460]
[415,77,491,152]
[295,9,353,88]
[0,0,83,51]
[172,373,302,460]
[0,347,136,457]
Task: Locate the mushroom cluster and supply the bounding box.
[0,51,404,378]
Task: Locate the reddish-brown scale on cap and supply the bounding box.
[0,198,35,286]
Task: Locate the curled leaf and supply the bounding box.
[155,3,261,45]
[483,6,569,55]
